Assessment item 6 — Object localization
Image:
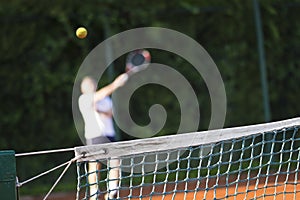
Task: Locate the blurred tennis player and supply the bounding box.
[79,73,128,200]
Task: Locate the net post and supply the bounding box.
[0,150,17,200]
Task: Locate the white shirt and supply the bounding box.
[78,94,115,139]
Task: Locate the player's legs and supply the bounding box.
[104,158,120,200]
[88,161,101,199]
[87,136,119,200]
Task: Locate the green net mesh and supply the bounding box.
[76,125,300,200]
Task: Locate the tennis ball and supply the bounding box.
[76,27,87,39]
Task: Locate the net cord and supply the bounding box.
[75,117,300,161]
[16,147,75,157]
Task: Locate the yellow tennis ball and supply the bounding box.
[76,27,87,39]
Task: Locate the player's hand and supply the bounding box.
[113,73,128,89]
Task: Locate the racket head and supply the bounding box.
[126,49,151,74]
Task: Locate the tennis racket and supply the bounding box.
[126,49,151,76]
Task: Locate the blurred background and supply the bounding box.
[1,0,300,197]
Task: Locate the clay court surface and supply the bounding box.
[21,173,300,200]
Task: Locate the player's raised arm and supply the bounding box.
[94,73,128,102]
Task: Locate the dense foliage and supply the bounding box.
[1,0,299,194]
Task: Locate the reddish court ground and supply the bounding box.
[120,173,300,200]
[129,183,300,200]
[21,173,300,200]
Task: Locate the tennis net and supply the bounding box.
[75,117,300,200]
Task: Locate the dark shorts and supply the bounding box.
[86,136,116,145]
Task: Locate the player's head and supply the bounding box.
[81,76,96,94]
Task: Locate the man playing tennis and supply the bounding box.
[79,73,128,200]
